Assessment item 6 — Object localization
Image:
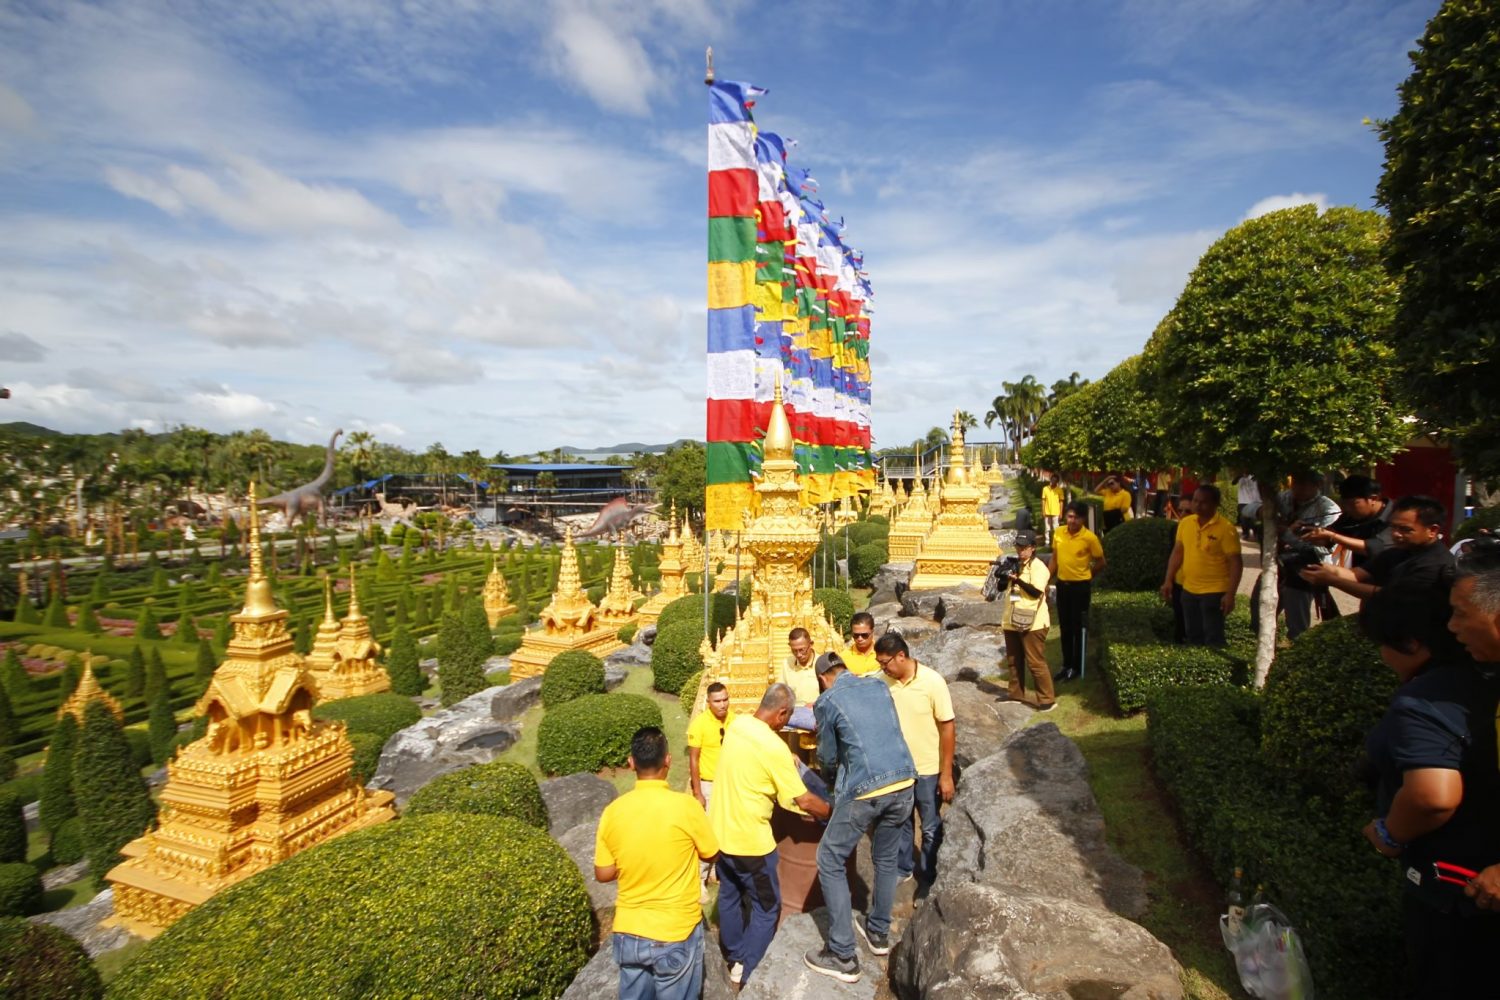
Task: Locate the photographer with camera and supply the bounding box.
[1301,474,1393,572]
[998,530,1055,711]
[1248,471,1341,642]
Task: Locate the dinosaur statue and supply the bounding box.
[257,429,342,524]
[573,496,658,540]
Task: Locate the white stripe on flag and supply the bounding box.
[707,122,756,172]
[707,350,757,400]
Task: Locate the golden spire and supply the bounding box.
[557,527,583,595]
[667,501,680,544]
[307,572,343,672]
[321,572,336,626]
[240,482,277,619]
[346,563,362,618]
[58,652,124,723]
[947,410,969,485]
[763,373,794,462]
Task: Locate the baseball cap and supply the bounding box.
[1014,529,1037,548]
[815,651,845,675]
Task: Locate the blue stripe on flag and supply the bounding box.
[707,305,756,353]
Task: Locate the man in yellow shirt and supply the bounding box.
[1047,501,1106,683]
[1041,475,1066,544]
[686,681,733,901]
[781,627,819,729]
[709,683,831,986]
[841,612,880,674]
[1098,476,1133,533]
[595,726,719,1000]
[1160,484,1243,647]
[876,632,956,885]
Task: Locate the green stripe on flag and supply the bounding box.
[707,441,754,484]
[708,217,756,263]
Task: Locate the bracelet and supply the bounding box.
[1374,818,1406,851]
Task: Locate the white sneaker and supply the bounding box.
[729,961,744,985]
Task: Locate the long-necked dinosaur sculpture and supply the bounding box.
[573,496,658,540]
[257,429,342,523]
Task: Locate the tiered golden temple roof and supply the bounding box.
[481,559,517,628]
[57,657,123,724]
[508,528,624,680]
[909,412,1003,590]
[636,503,687,628]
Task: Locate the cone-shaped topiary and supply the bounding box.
[404,761,548,829]
[0,685,14,747]
[537,693,663,776]
[0,916,104,998]
[1,649,27,702]
[144,648,167,701]
[394,588,410,626]
[124,645,145,699]
[135,606,162,641]
[39,715,77,834]
[77,602,103,635]
[12,594,39,625]
[43,594,69,629]
[367,596,387,637]
[0,749,14,784]
[385,625,424,697]
[212,615,232,650]
[49,815,84,866]
[540,650,606,709]
[0,791,24,863]
[194,639,217,691]
[147,684,177,767]
[174,611,198,645]
[73,699,156,889]
[436,610,486,707]
[90,572,109,602]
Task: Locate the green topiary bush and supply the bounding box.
[493,632,523,656]
[39,714,77,835]
[385,625,425,696]
[0,772,41,807]
[73,700,156,888]
[436,610,488,707]
[0,750,13,784]
[540,651,606,709]
[655,593,737,640]
[312,693,420,747]
[49,815,84,866]
[847,542,889,588]
[404,761,548,830]
[813,587,855,637]
[537,694,663,776]
[1089,589,1174,644]
[123,728,153,771]
[651,621,705,696]
[679,670,704,717]
[1099,517,1179,591]
[845,521,890,547]
[0,916,104,998]
[345,731,383,784]
[617,621,638,644]
[1100,641,1246,714]
[0,862,40,917]
[0,792,23,864]
[107,814,592,1000]
[1261,616,1396,800]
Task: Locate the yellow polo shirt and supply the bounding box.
[1101,487,1132,515]
[1052,526,1103,582]
[841,646,880,675]
[709,715,808,856]
[1176,514,1241,595]
[884,663,955,777]
[595,779,718,942]
[685,709,736,782]
[1041,485,1065,517]
[781,655,819,705]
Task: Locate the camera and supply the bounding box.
[1278,541,1323,591]
[994,555,1021,577]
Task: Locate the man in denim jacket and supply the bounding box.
[803,652,918,983]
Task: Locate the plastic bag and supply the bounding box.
[1219,902,1315,1000]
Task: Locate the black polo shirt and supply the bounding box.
[1330,503,1394,570]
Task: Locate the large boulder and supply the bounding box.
[604,664,628,691]
[739,911,875,1000]
[367,686,520,806]
[869,564,911,606]
[874,614,942,647]
[899,589,947,621]
[29,887,134,959]
[909,627,1004,684]
[947,681,1032,770]
[491,676,543,722]
[936,591,1004,630]
[605,640,653,668]
[542,773,619,837]
[890,882,1183,1000]
[937,724,1147,919]
[557,820,617,916]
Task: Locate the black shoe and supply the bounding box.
[1061,668,1080,682]
[854,917,891,956]
[804,947,861,982]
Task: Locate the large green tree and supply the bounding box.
[1377,0,1500,476]
[1148,204,1405,685]
[73,700,156,888]
[655,442,707,521]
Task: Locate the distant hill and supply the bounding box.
[0,421,63,438]
[559,439,698,456]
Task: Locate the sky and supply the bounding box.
[0,0,1439,456]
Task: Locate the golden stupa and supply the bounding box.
[679,522,705,581]
[481,560,517,627]
[695,380,846,716]
[57,657,124,724]
[636,504,687,628]
[909,412,1004,590]
[596,546,642,630]
[887,469,935,561]
[107,485,394,937]
[508,528,624,680]
[833,494,858,530]
[893,478,908,508]
[868,475,895,520]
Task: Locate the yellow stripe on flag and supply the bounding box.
[708,261,756,310]
[752,280,785,321]
[705,482,756,532]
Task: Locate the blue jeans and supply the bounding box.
[612,922,704,1000]
[716,851,780,983]
[1180,591,1226,647]
[817,784,913,959]
[897,774,943,882]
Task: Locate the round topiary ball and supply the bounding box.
[404,761,548,830]
[679,670,705,717]
[845,522,890,548]
[106,814,592,999]
[346,731,384,785]
[0,862,41,917]
[656,593,737,638]
[848,542,889,588]
[49,816,84,866]
[651,621,706,696]
[540,651,606,709]
[0,917,104,999]
[312,693,421,745]
[813,588,855,637]
[1100,518,1179,591]
[537,693,663,776]
[1261,616,1397,799]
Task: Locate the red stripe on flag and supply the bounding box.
[708,170,757,218]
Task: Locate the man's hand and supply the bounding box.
[1299,564,1342,587]
[1219,591,1235,615]
[1362,820,1401,859]
[1465,864,1500,911]
[1159,580,1173,603]
[938,772,955,803]
[694,788,707,809]
[1303,527,1335,546]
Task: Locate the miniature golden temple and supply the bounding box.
[596,546,642,630]
[868,475,896,520]
[306,567,390,702]
[636,505,687,628]
[887,471,935,561]
[695,381,846,717]
[106,486,394,937]
[909,412,1003,590]
[481,560,517,627]
[58,658,123,724]
[508,528,624,680]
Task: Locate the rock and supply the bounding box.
[899,589,947,621]
[739,910,875,1000]
[418,656,439,676]
[947,681,1032,770]
[491,676,543,722]
[869,563,911,606]
[605,640,652,668]
[937,723,1148,919]
[909,628,1004,683]
[23,801,38,831]
[367,686,521,806]
[557,820,617,915]
[875,615,942,647]
[604,664,627,691]
[639,626,658,646]
[542,773,619,837]
[483,655,510,674]
[41,860,89,890]
[936,592,1003,630]
[865,600,904,624]
[890,882,1182,1000]
[29,888,135,959]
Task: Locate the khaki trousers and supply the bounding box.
[1004,628,1053,707]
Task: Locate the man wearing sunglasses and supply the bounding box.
[842,612,880,675]
[687,682,734,903]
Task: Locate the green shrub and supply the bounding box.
[655,593,737,639]
[404,761,548,830]
[312,693,420,746]
[848,542,889,588]
[0,792,23,863]
[107,814,591,1000]
[540,651,606,709]
[135,606,162,641]
[123,727,154,771]
[436,610,487,707]
[194,639,217,690]
[1099,517,1178,591]
[813,588,855,637]
[49,815,84,865]
[78,602,103,635]
[1454,503,1500,541]
[385,625,425,696]
[537,694,663,776]
[0,750,13,784]
[1261,617,1396,800]
[12,594,39,625]
[679,670,704,717]
[1100,640,1246,714]
[148,686,177,766]
[0,863,40,917]
[346,731,383,784]
[0,685,13,747]
[43,595,69,629]
[617,621,639,644]
[493,632,523,656]
[1,648,27,701]
[0,916,104,998]
[174,611,199,645]
[845,522,890,547]
[651,621,705,696]
[866,514,889,526]
[0,772,41,806]
[124,646,145,698]
[39,715,77,834]
[1088,589,1174,644]
[73,700,156,888]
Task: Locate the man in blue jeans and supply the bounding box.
[804,652,918,983]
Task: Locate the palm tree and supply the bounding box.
[1048,372,1088,407]
[424,442,451,504]
[345,431,376,484]
[459,449,486,506]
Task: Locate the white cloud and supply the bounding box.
[1244,191,1329,220]
[372,349,485,388]
[185,384,281,422]
[548,8,662,117]
[0,330,47,362]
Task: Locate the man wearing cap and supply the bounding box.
[804,652,917,983]
[875,631,956,885]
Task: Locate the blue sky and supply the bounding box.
[0,0,1438,454]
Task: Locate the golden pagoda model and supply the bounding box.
[696,380,846,716]
[637,504,687,628]
[833,494,858,530]
[58,658,123,724]
[596,546,642,630]
[888,471,935,561]
[107,485,394,938]
[909,412,1003,590]
[481,560,517,627]
[680,523,705,579]
[325,567,391,700]
[868,475,895,520]
[893,479,908,508]
[508,528,624,680]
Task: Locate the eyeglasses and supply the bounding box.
[875,656,893,668]
[851,631,872,639]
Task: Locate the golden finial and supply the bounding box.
[321,572,335,624]
[346,563,361,617]
[667,500,680,544]
[58,651,124,723]
[240,481,278,618]
[763,371,794,461]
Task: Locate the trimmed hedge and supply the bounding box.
[617,622,638,645]
[537,694,663,776]
[540,651,606,709]
[0,792,22,863]
[655,592,738,639]
[845,521,890,547]
[1100,641,1247,713]
[0,772,41,807]
[848,542,889,588]
[1147,686,1400,998]
[311,693,420,746]
[1261,617,1396,800]
[49,815,84,866]
[679,669,704,717]
[74,700,156,889]
[404,761,548,830]
[0,862,40,917]
[1099,517,1178,591]
[0,917,104,999]
[107,814,592,999]
[346,731,383,784]
[651,621,705,696]
[813,587,855,637]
